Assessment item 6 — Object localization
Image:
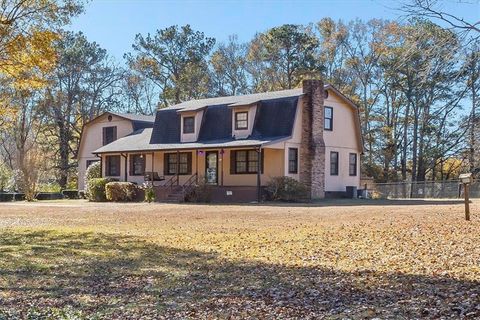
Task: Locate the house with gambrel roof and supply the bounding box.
[81,79,363,202]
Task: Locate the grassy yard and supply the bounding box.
[0,199,479,319]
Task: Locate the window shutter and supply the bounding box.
[102,127,106,146]
[187,152,192,175]
[261,149,265,174]
[164,153,168,176]
[230,150,236,174]
[113,126,117,141]
[141,154,146,175]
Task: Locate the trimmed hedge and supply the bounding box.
[266,176,308,202]
[105,182,137,202]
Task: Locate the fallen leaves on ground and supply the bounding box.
[0,199,478,319]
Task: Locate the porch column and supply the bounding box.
[151,152,154,184]
[195,150,198,183]
[220,149,224,186]
[257,147,262,202]
[176,150,180,185]
[122,153,128,182]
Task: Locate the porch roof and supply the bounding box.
[92,128,288,154]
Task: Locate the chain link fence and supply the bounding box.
[371,180,480,199]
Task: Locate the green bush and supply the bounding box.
[143,184,156,203]
[266,176,308,202]
[105,182,137,202]
[86,178,113,202]
[84,161,101,193]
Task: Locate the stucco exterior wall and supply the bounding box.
[78,114,134,190]
[101,147,283,188]
[323,90,361,192]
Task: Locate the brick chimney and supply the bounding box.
[300,79,325,199]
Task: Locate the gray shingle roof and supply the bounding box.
[93,128,283,154]
[165,88,304,111]
[110,112,156,123]
[91,83,364,154]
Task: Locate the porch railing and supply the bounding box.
[164,175,178,191]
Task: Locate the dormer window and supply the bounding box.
[235,111,248,130]
[183,116,195,134]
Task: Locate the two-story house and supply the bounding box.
[77,112,155,190]
[89,79,363,202]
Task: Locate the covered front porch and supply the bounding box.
[99,145,297,202]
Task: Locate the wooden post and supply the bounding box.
[464,183,470,221]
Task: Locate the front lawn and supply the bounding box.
[0,200,478,319]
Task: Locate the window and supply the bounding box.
[235,111,248,130]
[349,153,357,176]
[183,116,195,134]
[330,151,339,176]
[231,150,260,174]
[324,107,333,131]
[130,154,145,176]
[103,126,117,145]
[86,160,99,168]
[106,155,120,176]
[164,152,192,175]
[288,148,298,174]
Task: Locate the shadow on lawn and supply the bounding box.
[0,230,477,319]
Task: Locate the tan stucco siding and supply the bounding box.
[323,91,361,191]
[77,115,134,190]
[100,147,283,188]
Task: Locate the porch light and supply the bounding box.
[197,150,204,156]
[220,149,225,155]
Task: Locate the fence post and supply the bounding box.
[464,183,470,221]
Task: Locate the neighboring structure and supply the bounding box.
[85,80,362,202]
[77,112,155,190]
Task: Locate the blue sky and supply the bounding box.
[68,0,479,61]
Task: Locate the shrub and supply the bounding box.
[84,161,101,194]
[185,178,212,203]
[143,183,156,203]
[266,176,308,202]
[86,178,113,202]
[105,182,138,202]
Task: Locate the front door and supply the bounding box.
[205,151,218,184]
